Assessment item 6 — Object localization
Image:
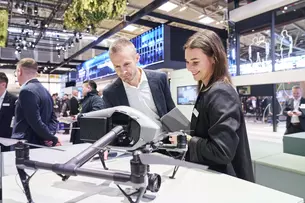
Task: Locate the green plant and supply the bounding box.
[0,9,8,47]
[64,0,127,32]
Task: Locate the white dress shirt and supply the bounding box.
[123,69,161,127]
[291,98,301,124]
[0,90,7,110]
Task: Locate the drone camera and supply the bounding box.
[79,111,141,148]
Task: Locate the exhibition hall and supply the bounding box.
[0,0,305,202]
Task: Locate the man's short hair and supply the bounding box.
[17,58,38,71]
[0,72,8,87]
[292,85,301,90]
[109,37,136,55]
[83,80,97,90]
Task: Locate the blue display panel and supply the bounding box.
[76,51,115,82]
[131,24,164,67]
[76,25,165,82]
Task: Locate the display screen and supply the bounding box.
[177,85,197,105]
[131,24,164,68]
[238,86,251,95]
[76,25,165,82]
[76,52,115,83]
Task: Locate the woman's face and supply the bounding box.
[185,48,214,82]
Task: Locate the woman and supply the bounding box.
[171,30,254,182]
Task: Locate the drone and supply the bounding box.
[3,106,208,203]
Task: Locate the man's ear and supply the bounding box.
[135,53,140,63]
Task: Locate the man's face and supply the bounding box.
[82,83,91,97]
[110,46,139,84]
[0,81,6,93]
[292,88,302,100]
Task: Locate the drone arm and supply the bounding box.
[64,125,124,168]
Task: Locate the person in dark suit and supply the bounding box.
[73,80,103,144]
[0,72,18,151]
[12,58,59,147]
[283,86,305,134]
[70,89,79,116]
[103,37,175,127]
[170,30,254,182]
[69,89,79,143]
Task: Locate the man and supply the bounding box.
[81,80,103,114]
[52,93,61,117]
[103,37,175,128]
[69,89,79,143]
[283,86,305,135]
[70,89,79,116]
[60,94,70,134]
[12,58,59,147]
[73,80,103,144]
[0,72,18,151]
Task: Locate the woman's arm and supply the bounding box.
[188,87,240,165]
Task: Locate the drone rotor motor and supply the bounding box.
[147,173,161,193]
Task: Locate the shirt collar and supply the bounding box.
[294,97,301,102]
[123,68,147,89]
[0,90,7,100]
[21,78,36,89]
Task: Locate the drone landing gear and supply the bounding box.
[117,185,147,203]
[17,169,36,203]
[170,150,187,179]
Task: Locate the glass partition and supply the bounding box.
[275,12,305,71]
[239,28,272,75]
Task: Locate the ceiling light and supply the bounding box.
[179,6,187,12]
[216,22,220,25]
[198,16,215,24]
[198,14,205,19]
[284,6,288,10]
[123,25,138,32]
[158,2,178,12]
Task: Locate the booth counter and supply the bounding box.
[1,144,304,203]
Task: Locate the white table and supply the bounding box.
[2,145,304,203]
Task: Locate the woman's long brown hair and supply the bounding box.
[184,30,232,92]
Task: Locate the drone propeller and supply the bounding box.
[139,153,208,171]
[0,138,65,152]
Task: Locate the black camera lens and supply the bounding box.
[177,134,187,149]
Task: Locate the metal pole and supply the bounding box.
[236,31,240,76]
[271,11,277,132]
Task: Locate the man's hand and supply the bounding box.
[44,139,61,147]
[287,111,294,117]
[294,111,302,116]
[169,135,178,145]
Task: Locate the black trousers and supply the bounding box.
[285,123,304,135]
